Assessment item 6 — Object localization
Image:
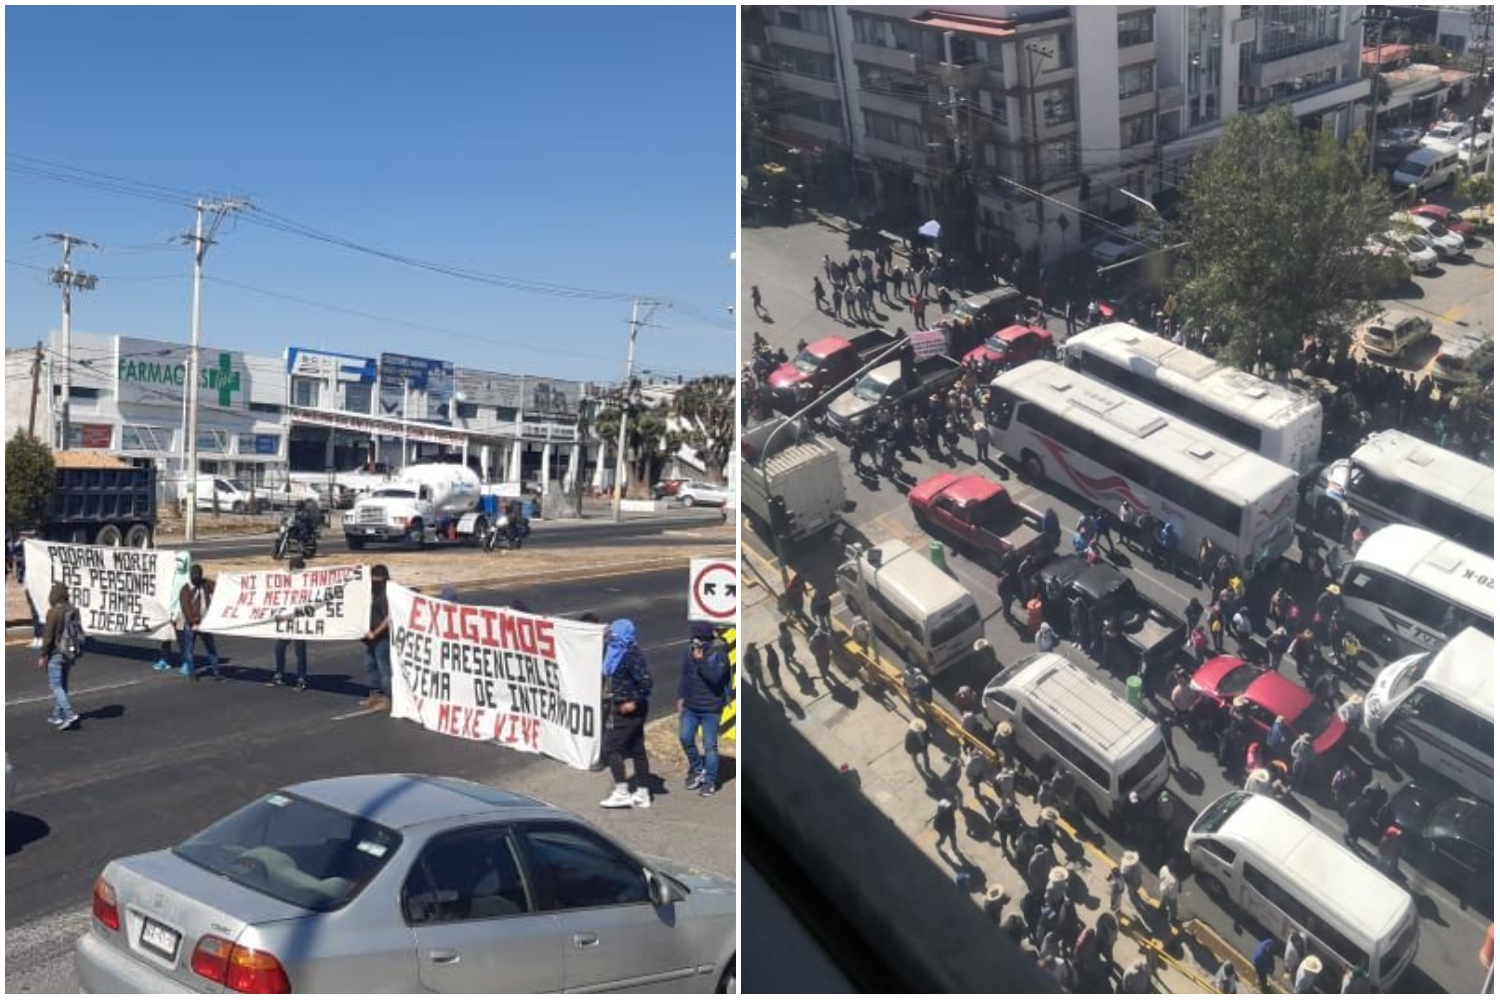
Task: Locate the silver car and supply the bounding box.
[76,774,736,993]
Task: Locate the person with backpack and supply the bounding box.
[40,583,83,730]
[677,624,730,797]
[178,563,221,680]
[600,618,656,809]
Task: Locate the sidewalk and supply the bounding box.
[742,548,1260,994]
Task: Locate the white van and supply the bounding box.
[1390,143,1460,195]
[1187,792,1421,991]
[835,539,982,674]
[1363,628,1494,803]
[189,476,265,514]
[982,653,1170,818]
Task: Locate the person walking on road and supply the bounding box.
[973,419,991,464]
[600,618,656,809]
[179,563,221,680]
[39,582,81,730]
[678,623,730,797]
[268,557,311,690]
[905,718,932,773]
[1157,862,1180,927]
[831,286,844,319]
[996,568,1019,622]
[751,284,766,319]
[1252,937,1277,993]
[762,641,783,689]
[360,565,392,710]
[809,587,833,632]
[934,798,960,854]
[813,277,827,312]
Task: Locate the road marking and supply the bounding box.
[330,706,383,721]
[6,679,140,707]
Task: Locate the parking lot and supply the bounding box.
[743,210,1493,994]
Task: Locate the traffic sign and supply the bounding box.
[689,558,738,622]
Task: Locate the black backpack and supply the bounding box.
[59,604,86,661]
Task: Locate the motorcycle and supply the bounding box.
[273,515,318,560]
[483,513,531,553]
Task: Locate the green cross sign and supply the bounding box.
[207,351,242,406]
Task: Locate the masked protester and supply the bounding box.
[600,618,655,809]
[678,624,731,797]
[360,565,392,711]
[178,564,221,679]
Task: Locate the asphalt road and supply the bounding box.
[743,215,1489,994]
[181,507,728,561]
[5,566,697,951]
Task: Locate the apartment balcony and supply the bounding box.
[938,59,988,91]
[771,68,841,101]
[1118,40,1156,68]
[1245,43,1348,89]
[766,24,833,54]
[861,136,933,170]
[1157,83,1185,114]
[860,86,927,120]
[1118,89,1158,118]
[852,39,924,73]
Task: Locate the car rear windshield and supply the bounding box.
[1295,702,1336,743]
[174,792,402,913]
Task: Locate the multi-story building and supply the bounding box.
[746,5,1370,262]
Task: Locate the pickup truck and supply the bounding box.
[908,473,1046,571]
[765,330,899,411]
[1035,554,1182,670]
[825,354,963,437]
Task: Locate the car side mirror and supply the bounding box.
[645,869,680,908]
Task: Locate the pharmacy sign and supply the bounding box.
[116,339,248,406]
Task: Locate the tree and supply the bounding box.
[1462,173,1493,224]
[1174,109,1395,375]
[592,396,678,499]
[6,430,55,531]
[672,376,736,482]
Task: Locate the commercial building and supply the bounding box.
[745,5,1370,261]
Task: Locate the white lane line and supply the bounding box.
[330,707,383,722]
[6,679,141,707]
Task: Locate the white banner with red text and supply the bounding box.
[386,585,606,770]
[23,540,186,641]
[198,565,372,640]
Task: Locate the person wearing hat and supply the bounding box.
[1157,861,1180,927]
[1045,864,1069,905]
[1294,953,1323,993]
[992,793,1024,855]
[904,717,932,773]
[1245,767,1274,797]
[1289,732,1316,791]
[933,798,960,855]
[1336,690,1365,730]
[1028,842,1054,890]
[1377,824,1403,876]
[678,623,730,798]
[982,885,1008,923]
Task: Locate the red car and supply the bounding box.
[1409,204,1476,240]
[1190,656,1347,756]
[961,324,1055,371]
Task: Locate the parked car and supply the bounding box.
[1369,230,1439,274]
[1378,779,1493,910]
[187,476,269,514]
[310,481,355,510]
[676,481,730,507]
[1359,311,1434,361]
[74,774,737,993]
[1409,204,1477,240]
[961,324,1056,371]
[1034,554,1182,665]
[1429,335,1488,390]
[1422,120,1473,148]
[1376,125,1424,164]
[1457,132,1492,168]
[1399,212,1468,258]
[652,478,686,500]
[265,481,322,512]
[1190,656,1348,757]
[1090,224,1147,268]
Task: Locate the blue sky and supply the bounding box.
[5,6,736,384]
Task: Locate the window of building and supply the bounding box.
[291,377,321,408]
[456,402,479,420]
[248,401,283,416]
[1120,63,1155,99]
[342,382,373,415]
[852,13,917,51]
[775,5,829,36]
[780,91,843,125]
[1038,135,1078,183]
[772,45,836,81]
[864,109,927,149]
[1039,84,1075,126]
[858,62,927,102]
[1262,66,1337,103]
[1244,5,1343,64]
[1057,30,1074,69]
[1188,6,1223,128]
[1118,11,1155,47]
[1121,111,1156,147]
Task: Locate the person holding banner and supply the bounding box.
[179,564,221,680]
[360,565,393,711]
[600,618,655,809]
[679,624,731,798]
[267,557,311,690]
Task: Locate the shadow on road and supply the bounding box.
[6,811,51,856]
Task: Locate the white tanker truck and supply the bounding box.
[343,463,489,549]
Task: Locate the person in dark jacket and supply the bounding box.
[178,563,221,679]
[678,624,730,797]
[39,583,80,729]
[601,618,655,809]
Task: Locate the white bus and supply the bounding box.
[1061,323,1324,476]
[1339,525,1495,659]
[1308,429,1493,556]
[987,362,1299,573]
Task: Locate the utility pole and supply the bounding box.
[44,233,99,450]
[27,341,44,437]
[182,197,249,543]
[612,299,643,524]
[944,31,962,164]
[1369,18,1386,176]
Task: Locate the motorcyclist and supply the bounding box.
[293,498,321,544]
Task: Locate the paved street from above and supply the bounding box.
[741,206,1491,994]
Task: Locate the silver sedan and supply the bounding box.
[76,774,736,993]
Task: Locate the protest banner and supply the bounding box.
[199,565,371,640]
[22,540,186,641]
[386,584,606,770]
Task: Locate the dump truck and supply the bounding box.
[42,451,158,547]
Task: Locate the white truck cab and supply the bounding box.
[344,464,487,548]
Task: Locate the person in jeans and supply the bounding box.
[39,583,80,729]
[268,557,311,690]
[600,618,655,808]
[677,623,730,797]
[360,565,392,710]
[178,564,221,679]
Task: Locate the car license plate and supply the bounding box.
[138,916,181,962]
[364,527,377,535]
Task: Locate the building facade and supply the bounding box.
[746,4,1370,261]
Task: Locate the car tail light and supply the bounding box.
[91,877,120,930]
[192,935,291,993]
